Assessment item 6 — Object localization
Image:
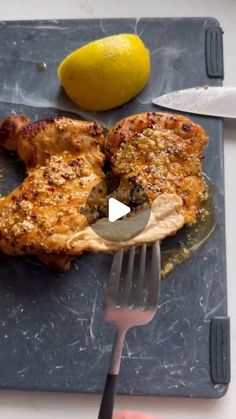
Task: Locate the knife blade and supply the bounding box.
[152,86,236,118]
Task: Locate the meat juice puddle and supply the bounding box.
[161,177,215,277]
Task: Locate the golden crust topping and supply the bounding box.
[106,112,208,224]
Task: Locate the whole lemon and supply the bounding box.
[57,34,150,111]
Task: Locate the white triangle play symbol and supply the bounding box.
[108,198,131,222]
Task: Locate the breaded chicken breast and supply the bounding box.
[105,112,208,224]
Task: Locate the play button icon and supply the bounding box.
[84,179,151,242]
[108,198,130,222]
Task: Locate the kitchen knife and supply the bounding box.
[152,86,236,118]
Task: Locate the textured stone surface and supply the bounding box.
[0,18,228,397]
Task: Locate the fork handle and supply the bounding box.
[98,330,126,419]
[98,373,117,419]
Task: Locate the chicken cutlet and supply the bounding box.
[0,112,208,270]
[0,115,106,269]
[105,112,208,224]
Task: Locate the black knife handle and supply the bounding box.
[98,373,118,419]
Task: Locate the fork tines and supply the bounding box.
[106,242,161,310]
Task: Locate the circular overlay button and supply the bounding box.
[84,179,151,242]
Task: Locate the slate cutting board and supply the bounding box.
[0,18,230,398]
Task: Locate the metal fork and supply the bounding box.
[98,241,161,419]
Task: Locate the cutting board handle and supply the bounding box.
[205,26,224,78]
